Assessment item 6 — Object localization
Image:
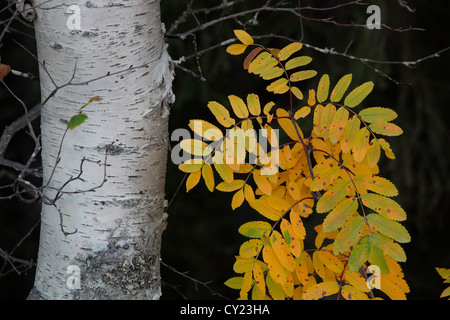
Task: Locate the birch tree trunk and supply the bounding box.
[28,0,174,299]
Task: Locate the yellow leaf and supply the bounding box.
[352,127,370,163]
[276,108,303,141]
[253,170,272,195]
[308,89,316,106]
[360,193,406,221]
[234,257,255,273]
[253,260,266,294]
[238,220,272,238]
[263,101,275,115]
[340,115,361,153]
[344,81,374,108]
[316,179,350,213]
[341,285,370,300]
[278,42,303,61]
[280,219,303,257]
[234,29,254,45]
[294,106,311,119]
[240,270,253,298]
[246,93,261,116]
[201,163,215,192]
[362,176,398,197]
[329,107,349,144]
[244,184,256,203]
[366,139,381,168]
[266,273,286,300]
[180,138,207,156]
[344,270,371,293]
[302,281,340,300]
[263,244,288,285]
[224,277,244,289]
[226,43,248,55]
[285,56,312,70]
[317,74,330,103]
[207,101,235,128]
[378,138,395,159]
[214,163,234,183]
[290,210,306,240]
[228,95,249,119]
[232,189,245,210]
[330,74,352,103]
[186,170,201,192]
[179,159,204,173]
[270,230,296,272]
[370,121,403,137]
[267,78,289,94]
[318,103,336,139]
[188,119,223,140]
[290,86,304,100]
[359,107,398,123]
[266,195,291,212]
[216,179,245,192]
[317,251,344,273]
[250,198,282,221]
[322,197,358,232]
[290,70,317,82]
[239,239,263,258]
[379,276,407,300]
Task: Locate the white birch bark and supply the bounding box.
[28,0,174,299]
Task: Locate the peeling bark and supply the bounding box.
[29,0,174,299]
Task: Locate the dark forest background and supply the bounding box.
[0,0,449,299]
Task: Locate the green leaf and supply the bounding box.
[330,74,352,103]
[371,233,406,262]
[369,245,389,274]
[333,215,365,255]
[366,213,411,243]
[322,197,358,232]
[238,221,272,238]
[316,179,350,213]
[344,81,374,108]
[224,277,244,289]
[359,107,398,123]
[67,113,88,129]
[360,193,406,221]
[348,236,372,273]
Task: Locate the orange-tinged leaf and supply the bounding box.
[308,89,316,106]
[352,127,370,163]
[238,220,272,238]
[216,179,245,192]
[379,276,407,300]
[344,81,374,108]
[344,270,371,293]
[234,29,254,45]
[362,176,398,197]
[287,179,301,200]
[228,95,249,119]
[271,230,296,272]
[244,47,262,70]
[367,213,410,243]
[317,251,344,273]
[290,210,306,240]
[370,121,403,137]
[316,179,350,213]
[322,197,358,232]
[263,244,288,285]
[329,107,349,144]
[186,170,201,192]
[232,188,245,210]
[378,138,395,159]
[302,281,340,300]
[330,74,352,103]
[340,115,361,153]
[313,104,324,136]
[310,164,341,192]
[285,55,312,70]
[226,44,247,55]
[244,184,255,203]
[214,163,234,183]
[207,101,235,128]
[253,260,266,294]
[290,70,317,82]
[360,193,406,221]
[333,215,365,255]
[317,74,330,103]
[250,198,282,221]
[278,42,303,61]
[202,163,215,192]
